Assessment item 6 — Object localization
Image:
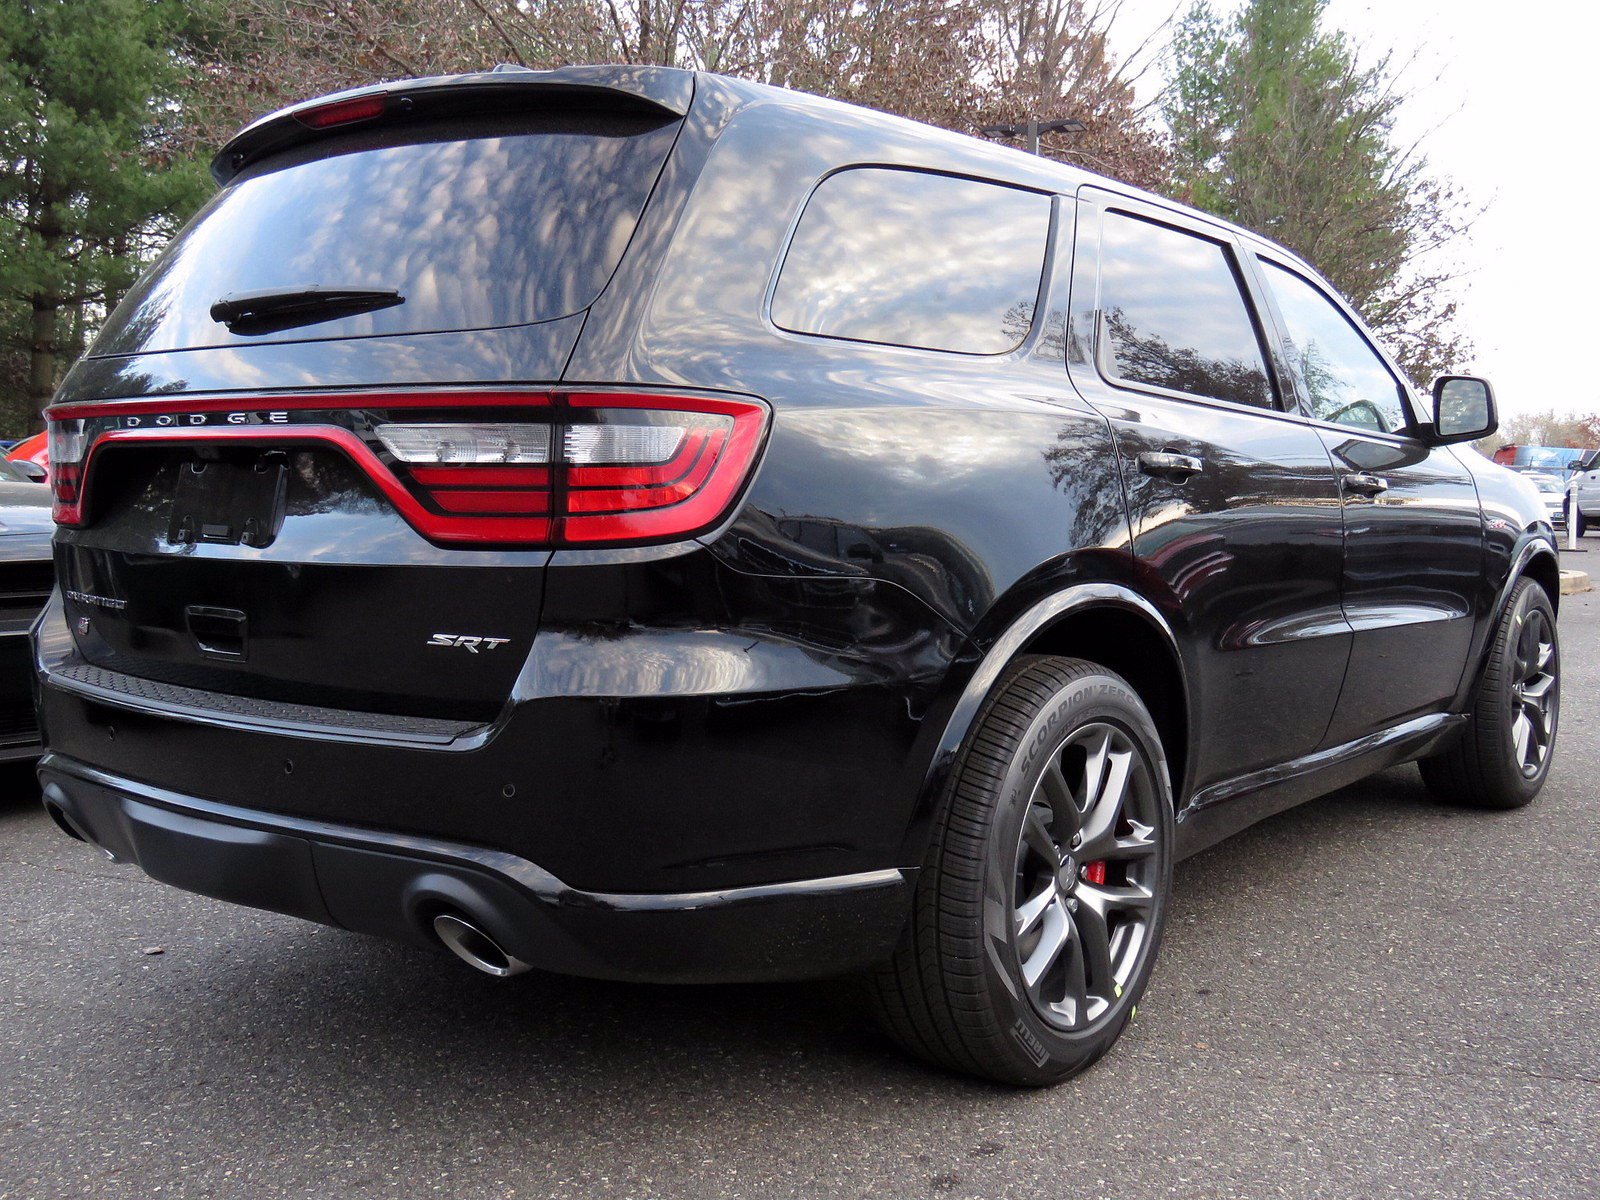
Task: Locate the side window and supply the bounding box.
[1097,211,1275,408]
[771,168,1051,355]
[1259,259,1408,434]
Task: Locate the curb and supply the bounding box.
[1559,569,1590,595]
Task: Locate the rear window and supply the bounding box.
[95,111,680,356]
[771,168,1051,355]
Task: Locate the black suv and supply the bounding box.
[34,66,1560,1085]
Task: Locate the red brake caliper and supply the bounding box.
[1082,861,1106,886]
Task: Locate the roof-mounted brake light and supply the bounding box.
[295,94,386,130]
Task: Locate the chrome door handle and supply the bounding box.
[1342,472,1389,497]
[1138,451,1204,480]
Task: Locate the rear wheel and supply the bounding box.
[869,656,1174,1086]
[1420,577,1559,809]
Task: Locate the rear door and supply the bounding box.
[47,97,684,723]
[1249,251,1485,744]
[1068,190,1350,793]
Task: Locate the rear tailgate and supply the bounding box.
[49,392,554,721]
[44,74,689,722]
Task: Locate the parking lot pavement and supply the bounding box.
[4,597,1598,1200]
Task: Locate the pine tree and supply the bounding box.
[0,0,212,430]
[1163,0,1469,386]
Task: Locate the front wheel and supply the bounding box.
[869,656,1174,1086]
[1420,577,1559,809]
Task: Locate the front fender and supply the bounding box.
[1451,532,1560,711]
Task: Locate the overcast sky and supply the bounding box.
[1104,0,1597,421]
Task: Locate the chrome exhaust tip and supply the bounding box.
[431,912,532,978]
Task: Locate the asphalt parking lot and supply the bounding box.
[4,575,1598,1200]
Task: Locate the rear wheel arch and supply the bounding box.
[906,585,1193,869]
[1017,604,1189,807]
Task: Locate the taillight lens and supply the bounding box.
[560,394,763,543]
[46,418,87,525]
[45,391,767,547]
[373,422,553,516]
[374,423,552,465]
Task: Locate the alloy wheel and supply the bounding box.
[1510,608,1558,778]
[1011,722,1161,1031]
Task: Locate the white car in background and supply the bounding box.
[1520,471,1569,531]
[1571,452,1600,536]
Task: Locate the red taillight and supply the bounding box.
[46,418,87,524]
[560,394,764,544]
[45,390,767,548]
[295,94,386,129]
[373,421,554,523]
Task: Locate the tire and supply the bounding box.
[1575,506,1588,538]
[869,655,1174,1086]
[1419,578,1559,809]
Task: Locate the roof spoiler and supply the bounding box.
[211,64,695,185]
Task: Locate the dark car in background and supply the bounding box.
[32,66,1560,1085]
[0,459,53,760]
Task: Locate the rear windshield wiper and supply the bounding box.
[210,285,404,334]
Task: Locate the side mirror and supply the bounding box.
[12,459,45,483]
[1430,375,1496,444]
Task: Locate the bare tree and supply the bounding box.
[976,0,1169,189]
[181,0,1165,188]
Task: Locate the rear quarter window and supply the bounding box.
[770,168,1051,355]
[96,111,680,356]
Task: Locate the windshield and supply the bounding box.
[95,110,680,356]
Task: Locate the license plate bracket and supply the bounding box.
[168,454,288,549]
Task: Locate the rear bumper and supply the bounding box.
[38,753,915,983]
[33,552,965,898]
